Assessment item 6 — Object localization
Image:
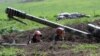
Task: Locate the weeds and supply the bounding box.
[58,44,70,49]
[32,49,47,56]
[0,46,24,56]
[72,43,100,56]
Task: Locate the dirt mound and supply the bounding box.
[1,19,100,44]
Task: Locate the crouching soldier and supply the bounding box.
[28,30,42,44]
[54,27,65,41]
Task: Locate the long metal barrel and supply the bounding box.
[5,7,90,37]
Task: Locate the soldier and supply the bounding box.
[28,30,42,43]
[53,27,65,41]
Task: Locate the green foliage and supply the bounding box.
[73,44,99,51]
[0,26,24,35]
[72,43,100,56]
[0,46,24,56]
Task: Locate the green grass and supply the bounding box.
[0,46,24,56]
[72,43,100,56]
[0,0,100,30]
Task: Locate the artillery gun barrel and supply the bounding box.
[5,7,90,37]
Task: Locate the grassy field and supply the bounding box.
[0,0,100,30]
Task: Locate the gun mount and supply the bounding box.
[5,7,91,37]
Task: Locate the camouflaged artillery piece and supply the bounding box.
[5,7,100,44]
